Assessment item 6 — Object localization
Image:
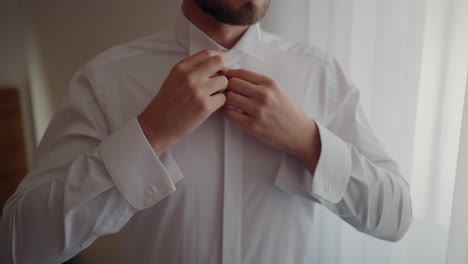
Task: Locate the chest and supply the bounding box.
[101,53,328,130]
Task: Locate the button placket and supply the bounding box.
[222,59,243,264]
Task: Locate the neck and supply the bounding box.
[182,1,249,49]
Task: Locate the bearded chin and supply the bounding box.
[194,0,268,26]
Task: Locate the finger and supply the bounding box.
[194,55,229,79]
[221,107,251,129]
[225,91,257,115]
[206,75,228,95]
[209,92,226,110]
[225,68,271,85]
[227,77,260,98]
[179,49,225,69]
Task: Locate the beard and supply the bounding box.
[194,0,269,26]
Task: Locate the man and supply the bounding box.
[0,0,412,263]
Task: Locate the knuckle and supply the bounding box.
[198,100,211,113]
[190,88,203,101]
[250,121,261,133]
[172,62,185,74]
[212,55,223,64]
[237,69,247,75]
[225,90,234,99]
[256,107,267,120]
[204,49,216,57]
[253,105,263,115]
[219,93,227,104]
[258,90,272,104]
[227,78,237,88]
[219,76,228,86]
[265,78,278,88]
[182,72,197,88]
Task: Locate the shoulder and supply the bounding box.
[70,29,182,99]
[260,30,354,108]
[82,29,180,73]
[260,30,335,70]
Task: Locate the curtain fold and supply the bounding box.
[262,0,468,263]
[446,75,468,263]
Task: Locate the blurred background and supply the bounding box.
[1,0,468,263]
[1,0,182,263]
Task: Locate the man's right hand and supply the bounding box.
[138,49,229,156]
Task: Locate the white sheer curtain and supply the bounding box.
[262,0,468,263]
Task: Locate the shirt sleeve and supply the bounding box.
[100,118,183,210]
[274,58,412,242]
[0,66,183,264]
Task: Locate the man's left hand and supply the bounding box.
[222,69,321,169]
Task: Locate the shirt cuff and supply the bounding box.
[99,118,184,210]
[307,122,352,203]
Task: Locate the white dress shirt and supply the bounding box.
[0,11,412,264]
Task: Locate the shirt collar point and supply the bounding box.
[175,10,265,62]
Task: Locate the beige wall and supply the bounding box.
[2,0,181,263]
[23,0,182,142]
[0,0,35,164]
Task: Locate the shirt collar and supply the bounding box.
[174,10,264,62]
